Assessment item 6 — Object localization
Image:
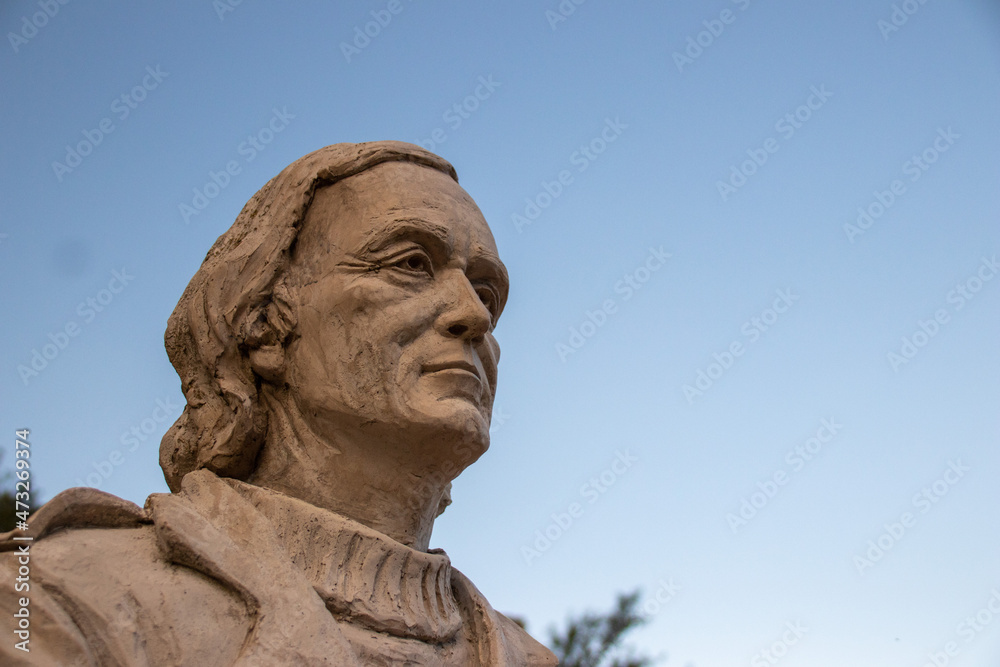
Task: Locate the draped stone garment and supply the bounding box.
[0,470,557,666]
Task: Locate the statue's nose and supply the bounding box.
[435,271,492,342]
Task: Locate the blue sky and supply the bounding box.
[2,1,999,665]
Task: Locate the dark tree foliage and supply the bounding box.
[548,590,657,667]
[0,490,16,533]
[0,452,40,533]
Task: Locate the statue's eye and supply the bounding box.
[475,285,499,324]
[394,251,432,275]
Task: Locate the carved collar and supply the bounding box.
[224,479,464,643]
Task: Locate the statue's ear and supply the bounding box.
[240,283,296,384]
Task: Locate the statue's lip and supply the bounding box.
[422,360,481,378]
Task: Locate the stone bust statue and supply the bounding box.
[0,142,558,666]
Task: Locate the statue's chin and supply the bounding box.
[280,386,492,470]
[357,400,489,477]
[406,402,491,462]
[411,388,490,425]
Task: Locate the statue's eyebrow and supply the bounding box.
[359,217,452,257]
[467,250,509,292]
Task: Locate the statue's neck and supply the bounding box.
[246,391,451,551]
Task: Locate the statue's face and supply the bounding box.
[283,161,508,464]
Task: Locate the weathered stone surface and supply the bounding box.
[1,142,556,666]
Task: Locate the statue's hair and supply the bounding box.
[159,141,459,491]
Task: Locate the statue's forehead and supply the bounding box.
[309,169,499,256]
[357,216,453,249]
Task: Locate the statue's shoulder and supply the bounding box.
[450,567,559,667]
[0,486,248,666]
[0,486,150,551]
